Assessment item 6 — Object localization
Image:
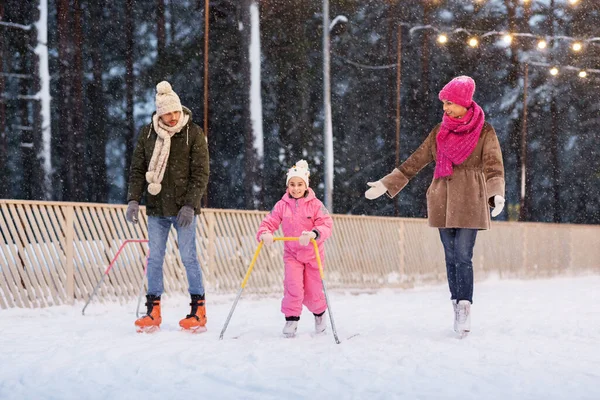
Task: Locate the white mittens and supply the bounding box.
[365,181,387,200]
[260,233,274,246]
[491,195,505,218]
[298,230,317,246]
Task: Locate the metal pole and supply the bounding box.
[311,239,340,344]
[323,0,333,212]
[219,242,264,339]
[203,0,210,208]
[394,24,402,217]
[135,252,150,318]
[519,63,529,222]
[395,25,402,168]
[204,0,209,139]
[81,274,109,316]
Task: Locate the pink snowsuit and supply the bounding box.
[256,188,333,318]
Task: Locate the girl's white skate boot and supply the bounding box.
[283,320,298,338]
[315,314,326,334]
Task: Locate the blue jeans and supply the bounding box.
[146,215,204,297]
[438,228,478,304]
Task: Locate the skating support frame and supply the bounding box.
[219,237,341,344]
[81,239,149,316]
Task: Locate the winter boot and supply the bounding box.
[283,316,299,338]
[135,295,162,333]
[314,311,327,334]
[179,294,207,333]
[452,300,458,333]
[456,300,471,337]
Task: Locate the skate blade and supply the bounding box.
[181,326,208,334]
[136,325,160,334]
[458,330,470,339]
[283,332,296,338]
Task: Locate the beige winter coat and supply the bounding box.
[381,122,505,230]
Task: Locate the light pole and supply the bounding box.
[322,0,347,213]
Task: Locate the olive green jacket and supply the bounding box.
[127,107,209,217]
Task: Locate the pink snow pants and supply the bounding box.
[281,256,326,318]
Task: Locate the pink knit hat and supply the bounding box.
[438,76,476,108]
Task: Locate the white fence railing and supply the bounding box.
[1,199,599,309]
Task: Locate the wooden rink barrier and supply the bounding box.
[0,199,599,309]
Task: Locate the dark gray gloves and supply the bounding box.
[127,202,195,227]
[177,205,195,228]
[126,201,139,224]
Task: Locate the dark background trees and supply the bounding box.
[1,0,599,224]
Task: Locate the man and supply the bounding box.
[126,81,209,333]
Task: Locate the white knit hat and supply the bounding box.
[155,81,182,116]
[286,160,310,187]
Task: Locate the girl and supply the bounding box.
[365,76,505,337]
[256,160,334,338]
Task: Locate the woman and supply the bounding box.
[364,76,505,337]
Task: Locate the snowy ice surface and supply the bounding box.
[1,276,599,400]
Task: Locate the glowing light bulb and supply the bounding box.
[503,34,513,44]
[468,37,479,47]
[537,40,547,49]
[572,42,583,52]
[437,34,448,44]
[550,67,559,76]
[578,70,587,78]
[569,0,580,5]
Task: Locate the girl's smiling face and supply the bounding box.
[288,177,307,199]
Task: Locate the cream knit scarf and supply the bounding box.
[145,112,190,195]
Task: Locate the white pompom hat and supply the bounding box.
[286,160,310,187]
[155,81,182,116]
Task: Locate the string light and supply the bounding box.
[406,22,599,77]
[338,21,600,79]
[529,61,600,78]
[407,22,600,53]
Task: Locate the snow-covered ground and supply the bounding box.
[1,276,599,400]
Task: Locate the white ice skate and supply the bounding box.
[452,300,458,333]
[283,320,298,338]
[315,314,327,334]
[456,300,471,338]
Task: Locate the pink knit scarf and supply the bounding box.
[434,101,485,179]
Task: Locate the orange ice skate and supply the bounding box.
[135,295,162,333]
[179,294,207,333]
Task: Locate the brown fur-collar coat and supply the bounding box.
[381,122,505,230]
